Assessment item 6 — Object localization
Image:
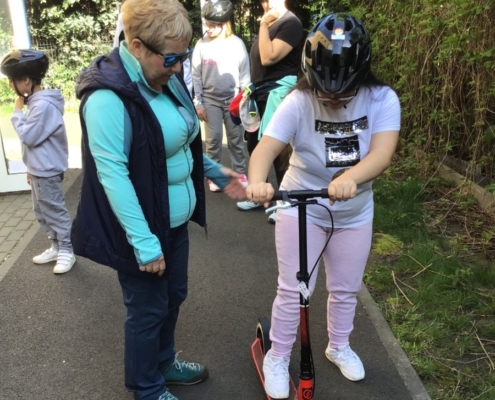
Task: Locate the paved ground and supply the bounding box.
[0,162,431,400]
[0,190,35,264]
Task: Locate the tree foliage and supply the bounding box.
[1,0,494,183]
[25,0,116,66]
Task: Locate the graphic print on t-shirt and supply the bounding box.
[315,116,369,168]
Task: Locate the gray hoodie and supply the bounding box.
[192,35,250,106]
[11,89,68,177]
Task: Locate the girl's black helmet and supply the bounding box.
[201,0,234,23]
[1,49,49,80]
[302,13,371,94]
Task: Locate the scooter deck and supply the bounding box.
[251,338,298,400]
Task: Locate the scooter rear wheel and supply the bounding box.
[256,317,272,355]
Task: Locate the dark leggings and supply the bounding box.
[245,100,287,188]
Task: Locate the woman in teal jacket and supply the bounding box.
[73,1,245,400]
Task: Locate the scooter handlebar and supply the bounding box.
[272,188,329,201]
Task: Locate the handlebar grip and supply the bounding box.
[272,188,329,201]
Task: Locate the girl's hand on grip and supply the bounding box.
[247,182,274,207]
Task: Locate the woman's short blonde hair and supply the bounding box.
[121,0,192,50]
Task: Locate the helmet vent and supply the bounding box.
[325,20,334,31]
[305,41,312,60]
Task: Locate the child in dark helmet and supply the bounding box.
[192,0,250,192]
[246,13,401,398]
[1,49,75,274]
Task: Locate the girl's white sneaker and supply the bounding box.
[325,344,365,381]
[262,349,290,399]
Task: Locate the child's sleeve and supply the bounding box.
[11,106,59,147]
[191,42,204,108]
[203,155,230,189]
[238,40,251,90]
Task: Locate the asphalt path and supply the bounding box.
[0,169,418,400]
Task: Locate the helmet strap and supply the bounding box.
[12,78,34,102]
[11,81,25,101]
[29,80,37,99]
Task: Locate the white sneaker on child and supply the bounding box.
[236,201,262,211]
[325,344,365,381]
[239,174,249,188]
[207,179,222,192]
[53,251,76,274]
[262,349,290,399]
[33,247,58,264]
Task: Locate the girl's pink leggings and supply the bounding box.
[270,212,373,357]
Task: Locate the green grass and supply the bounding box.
[366,160,495,400]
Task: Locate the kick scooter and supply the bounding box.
[251,188,331,400]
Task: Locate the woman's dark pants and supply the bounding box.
[118,223,189,400]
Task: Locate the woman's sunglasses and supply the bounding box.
[136,37,192,67]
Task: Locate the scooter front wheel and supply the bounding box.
[256,317,272,355]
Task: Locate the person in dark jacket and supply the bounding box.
[72,1,245,399]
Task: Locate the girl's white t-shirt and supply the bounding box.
[263,86,401,228]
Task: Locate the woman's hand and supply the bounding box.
[220,167,247,200]
[139,255,166,277]
[196,107,207,122]
[247,182,274,207]
[328,175,357,206]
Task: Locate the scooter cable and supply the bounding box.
[308,203,334,282]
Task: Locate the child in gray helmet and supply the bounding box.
[1,49,75,274]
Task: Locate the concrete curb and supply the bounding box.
[358,283,432,400]
[414,149,495,214]
[0,168,82,283]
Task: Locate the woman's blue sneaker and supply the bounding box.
[161,353,208,386]
[157,391,178,400]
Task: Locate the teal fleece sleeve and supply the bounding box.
[83,90,163,265]
[203,155,231,189]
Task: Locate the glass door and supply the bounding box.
[0,0,30,192]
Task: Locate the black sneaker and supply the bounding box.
[162,353,208,386]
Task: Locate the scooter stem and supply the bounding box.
[297,202,315,400]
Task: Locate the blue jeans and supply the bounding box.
[118,223,189,400]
